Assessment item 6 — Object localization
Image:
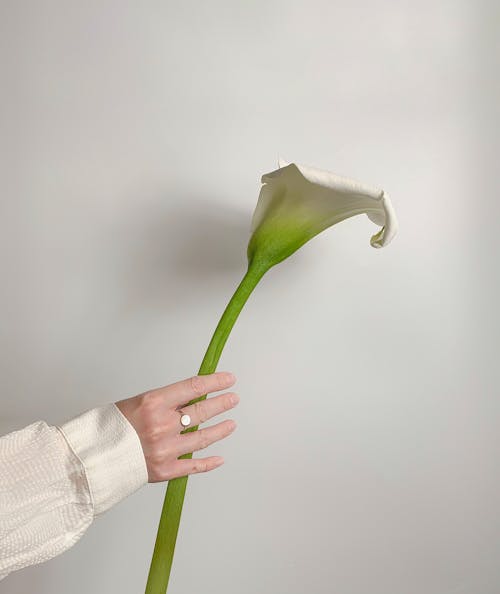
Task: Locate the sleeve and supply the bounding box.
[0,403,149,581]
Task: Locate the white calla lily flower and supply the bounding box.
[247,158,398,270]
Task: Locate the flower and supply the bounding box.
[247,158,398,270]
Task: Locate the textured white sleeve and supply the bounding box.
[0,403,148,581]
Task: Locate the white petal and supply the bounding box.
[291,162,383,200]
[254,160,398,249]
[369,191,398,247]
[250,182,280,233]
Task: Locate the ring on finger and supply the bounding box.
[176,406,191,429]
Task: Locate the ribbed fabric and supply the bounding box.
[0,403,148,580]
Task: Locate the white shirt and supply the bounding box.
[0,403,149,580]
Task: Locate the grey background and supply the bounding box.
[1,1,499,593]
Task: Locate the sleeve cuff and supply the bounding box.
[56,403,149,516]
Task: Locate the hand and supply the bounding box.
[115,371,239,483]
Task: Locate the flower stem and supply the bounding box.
[144,260,268,594]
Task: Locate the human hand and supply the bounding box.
[115,372,239,483]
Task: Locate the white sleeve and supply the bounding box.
[0,403,148,581]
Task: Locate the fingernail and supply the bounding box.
[228,421,237,432]
[225,372,236,382]
[214,457,224,466]
[230,393,239,405]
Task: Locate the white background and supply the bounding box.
[1,1,499,593]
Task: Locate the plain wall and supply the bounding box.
[1,1,499,593]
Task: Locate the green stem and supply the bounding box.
[145,260,269,594]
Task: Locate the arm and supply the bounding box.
[0,403,148,580]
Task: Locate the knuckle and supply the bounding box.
[224,393,236,411]
[198,431,210,450]
[139,391,159,415]
[190,375,206,395]
[139,390,154,407]
[194,401,207,423]
[193,460,209,473]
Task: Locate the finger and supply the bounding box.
[179,391,240,426]
[162,456,225,480]
[174,419,236,456]
[157,372,236,408]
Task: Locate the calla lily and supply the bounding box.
[247,158,398,271]
[145,161,398,594]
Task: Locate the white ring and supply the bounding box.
[180,413,191,428]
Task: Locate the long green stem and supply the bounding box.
[145,260,269,594]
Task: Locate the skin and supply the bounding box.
[114,371,239,483]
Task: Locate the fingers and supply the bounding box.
[139,372,238,483]
[179,391,240,427]
[148,419,236,482]
[155,371,237,408]
[173,418,236,457]
[158,456,225,481]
